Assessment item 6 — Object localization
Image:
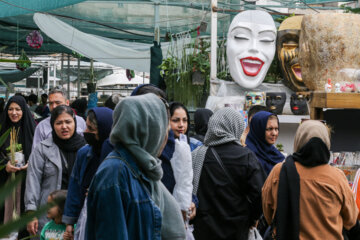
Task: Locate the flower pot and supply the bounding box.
[192,70,205,85]
[87,83,97,94]
[7,151,25,168]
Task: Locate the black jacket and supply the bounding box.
[193,142,266,240]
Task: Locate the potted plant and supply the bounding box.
[6,128,23,168]
[190,39,210,85]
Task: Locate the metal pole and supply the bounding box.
[67,54,70,99]
[154,0,160,44]
[77,58,81,98]
[210,0,218,96]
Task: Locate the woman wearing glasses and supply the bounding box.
[245,111,284,176]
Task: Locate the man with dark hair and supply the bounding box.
[131,84,167,100]
[35,93,50,118]
[32,87,86,150]
[28,94,38,112]
[240,105,268,146]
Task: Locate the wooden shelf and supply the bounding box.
[309,92,360,119]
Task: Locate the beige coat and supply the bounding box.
[262,162,358,240]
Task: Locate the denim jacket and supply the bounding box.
[86,145,162,240]
[63,140,113,225]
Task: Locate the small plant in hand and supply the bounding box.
[6,127,23,168]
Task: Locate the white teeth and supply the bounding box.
[242,59,261,64]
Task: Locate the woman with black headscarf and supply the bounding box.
[0,95,36,238]
[190,108,213,151]
[262,120,360,240]
[25,105,86,236]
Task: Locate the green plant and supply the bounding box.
[159,57,179,77]
[189,39,210,75]
[276,143,284,152]
[6,144,22,153]
[0,173,51,238]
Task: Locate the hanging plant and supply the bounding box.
[26,30,43,49]
[126,69,135,81]
[16,49,31,71]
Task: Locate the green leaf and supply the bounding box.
[0,128,11,148]
[0,173,23,207]
[0,203,51,238]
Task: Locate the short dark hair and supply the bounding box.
[28,94,38,104]
[134,85,167,100]
[49,86,68,99]
[248,105,268,120]
[104,94,121,110]
[41,93,48,99]
[49,190,67,216]
[50,105,75,128]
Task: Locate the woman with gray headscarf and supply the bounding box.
[192,108,266,240]
[86,93,185,240]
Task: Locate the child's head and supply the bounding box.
[47,190,67,221]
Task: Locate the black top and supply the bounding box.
[193,142,266,240]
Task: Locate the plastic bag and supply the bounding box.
[74,198,88,240]
[170,137,193,211]
[248,228,263,240]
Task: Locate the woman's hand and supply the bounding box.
[20,163,28,171]
[5,161,20,173]
[189,202,196,220]
[63,225,74,240]
[27,218,38,236]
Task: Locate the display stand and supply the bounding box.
[309,92,360,119]
[309,92,360,186]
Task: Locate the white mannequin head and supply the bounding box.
[227,10,277,89]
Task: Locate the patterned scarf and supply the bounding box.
[192,108,245,194]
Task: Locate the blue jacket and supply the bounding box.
[62,140,113,224]
[86,145,162,240]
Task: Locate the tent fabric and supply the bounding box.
[0,0,87,18]
[150,41,165,90]
[33,13,191,72]
[0,67,41,83]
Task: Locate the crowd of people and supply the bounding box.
[0,84,359,240]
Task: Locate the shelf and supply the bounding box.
[278,115,310,124]
[309,92,360,119]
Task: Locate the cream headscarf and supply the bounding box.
[293,120,330,152]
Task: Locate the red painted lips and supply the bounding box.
[240,57,264,77]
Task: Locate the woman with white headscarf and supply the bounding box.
[192,108,266,240]
[262,120,360,240]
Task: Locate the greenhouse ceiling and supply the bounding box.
[0,0,356,56]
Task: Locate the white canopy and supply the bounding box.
[34,13,190,73]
